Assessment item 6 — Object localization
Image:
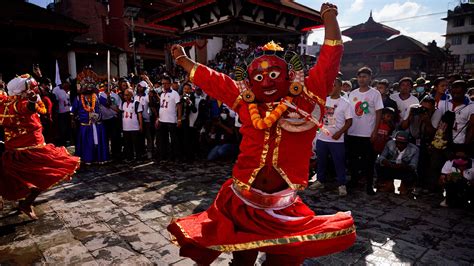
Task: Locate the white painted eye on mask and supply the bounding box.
[269,70,281,79]
[253,74,264,82]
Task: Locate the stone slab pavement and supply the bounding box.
[1,160,473,265]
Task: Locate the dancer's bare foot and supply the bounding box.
[18,200,38,220]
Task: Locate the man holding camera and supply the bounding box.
[400,96,437,193]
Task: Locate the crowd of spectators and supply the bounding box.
[311,67,473,210]
[1,41,473,210]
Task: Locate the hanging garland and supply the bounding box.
[248,96,293,130]
[81,94,96,113]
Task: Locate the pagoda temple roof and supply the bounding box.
[367,35,430,55]
[342,12,399,40]
[0,0,88,33]
[146,0,322,36]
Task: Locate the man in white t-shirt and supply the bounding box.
[347,67,384,195]
[52,80,72,146]
[431,80,474,148]
[390,77,419,121]
[135,81,152,159]
[310,78,352,196]
[120,88,143,161]
[156,76,182,161]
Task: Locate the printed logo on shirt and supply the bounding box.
[354,100,370,116]
[323,105,337,127]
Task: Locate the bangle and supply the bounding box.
[324,39,343,46]
[175,55,187,62]
[189,64,199,83]
[321,7,338,20]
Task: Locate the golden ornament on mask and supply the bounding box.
[242,90,256,103]
[289,82,303,96]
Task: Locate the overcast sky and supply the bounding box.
[30,0,462,47]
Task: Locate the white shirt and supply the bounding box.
[348,87,384,137]
[318,96,352,143]
[159,89,181,123]
[432,100,474,144]
[135,95,150,122]
[189,95,203,128]
[52,86,71,113]
[390,93,420,120]
[121,100,143,131]
[441,159,474,181]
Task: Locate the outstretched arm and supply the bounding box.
[171,45,240,109]
[306,3,343,98]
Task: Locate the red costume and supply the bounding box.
[0,83,80,201]
[168,42,356,264]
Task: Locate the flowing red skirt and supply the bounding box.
[168,179,356,264]
[0,144,80,200]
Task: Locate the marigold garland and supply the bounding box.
[249,96,293,130]
[81,94,96,113]
[35,100,47,114]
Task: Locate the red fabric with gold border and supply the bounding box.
[168,179,356,264]
[0,95,80,200]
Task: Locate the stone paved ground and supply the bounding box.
[1,160,473,265]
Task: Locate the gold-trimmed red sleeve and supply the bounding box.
[190,64,240,110]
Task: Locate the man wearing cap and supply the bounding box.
[432,80,474,155]
[135,80,152,159]
[390,77,419,122]
[414,77,430,101]
[342,80,352,96]
[376,131,419,194]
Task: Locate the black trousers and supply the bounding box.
[56,112,71,146]
[104,117,122,159]
[346,135,376,189]
[158,122,178,160]
[180,123,194,161]
[123,130,141,160]
[445,178,473,208]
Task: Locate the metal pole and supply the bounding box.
[131,16,137,74]
[107,50,111,90]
